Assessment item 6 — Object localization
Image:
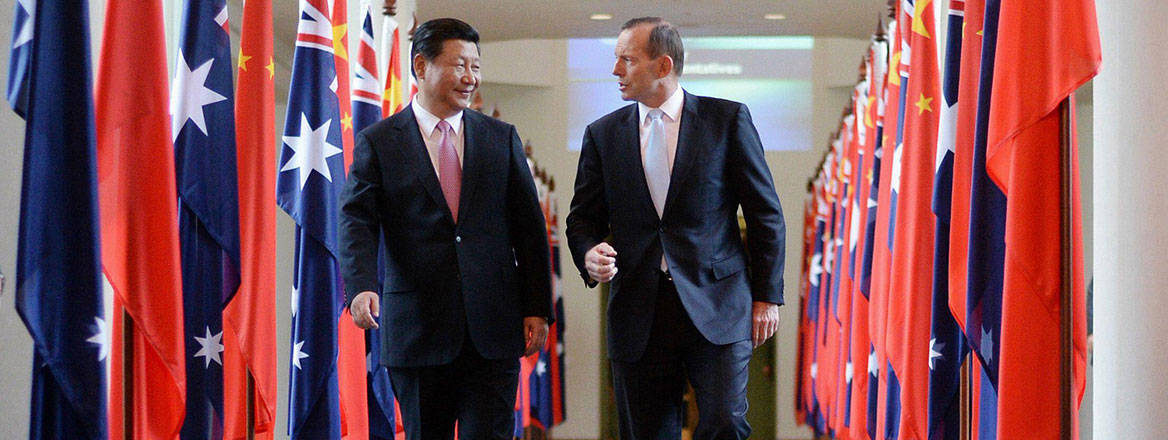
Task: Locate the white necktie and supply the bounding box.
[644,109,670,272]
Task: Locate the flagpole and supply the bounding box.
[1059,97,1073,440]
[960,357,970,440]
[247,371,255,440]
[122,308,133,440]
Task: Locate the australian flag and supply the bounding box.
[965,0,1004,388]
[927,2,969,440]
[279,0,348,438]
[10,0,108,438]
[170,0,242,438]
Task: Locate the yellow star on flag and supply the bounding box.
[332,23,349,61]
[238,51,252,72]
[341,112,353,132]
[913,0,933,38]
[266,57,275,79]
[888,51,903,86]
[915,93,934,115]
[865,95,877,128]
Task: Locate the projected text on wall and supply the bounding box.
[566,36,814,152]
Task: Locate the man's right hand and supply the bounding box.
[350,291,380,329]
[585,242,618,284]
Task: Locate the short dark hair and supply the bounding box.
[621,17,684,76]
[410,18,480,78]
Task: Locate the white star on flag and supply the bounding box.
[868,350,879,377]
[811,363,818,379]
[86,316,109,362]
[890,144,905,194]
[846,361,854,384]
[292,340,310,370]
[291,284,300,317]
[809,254,823,286]
[980,327,994,363]
[536,359,547,376]
[281,113,341,189]
[170,51,228,140]
[13,0,34,49]
[929,337,945,371]
[193,326,224,368]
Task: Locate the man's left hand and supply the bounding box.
[524,316,549,356]
[752,301,780,349]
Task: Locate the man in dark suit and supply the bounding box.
[567,17,786,439]
[339,18,552,440]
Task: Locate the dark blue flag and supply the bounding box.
[965,0,1003,388]
[170,0,242,438]
[12,0,107,438]
[927,2,969,440]
[279,1,347,437]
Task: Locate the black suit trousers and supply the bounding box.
[390,336,520,440]
[611,273,753,440]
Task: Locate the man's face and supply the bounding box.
[415,39,481,118]
[612,25,665,103]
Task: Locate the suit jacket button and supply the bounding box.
[456,235,462,243]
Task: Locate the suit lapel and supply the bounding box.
[395,106,455,224]
[662,92,701,217]
[457,111,481,225]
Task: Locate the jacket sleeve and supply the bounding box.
[565,124,609,288]
[506,126,554,323]
[727,103,787,305]
[339,131,384,307]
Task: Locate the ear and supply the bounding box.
[413,53,427,80]
[658,55,675,79]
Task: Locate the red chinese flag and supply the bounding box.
[870,6,903,435]
[381,18,405,117]
[884,0,942,437]
[333,0,356,172]
[947,0,986,331]
[986,1,1100,438]
[224,0,278,438]
[96,0,186,437]
[330,2,371,439]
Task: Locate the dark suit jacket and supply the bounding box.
[566,92,786,362]
[339,106,552,368]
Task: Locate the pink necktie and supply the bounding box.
[436,120,461,221]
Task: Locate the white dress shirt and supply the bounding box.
[412,100,464,179]
[637,86,685,174]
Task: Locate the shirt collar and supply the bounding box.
[412,100,464,136]
[638,86,684,125]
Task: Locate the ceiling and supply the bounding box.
[418,0,891,41]
[271,0,890,49]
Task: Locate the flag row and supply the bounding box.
[793,0,1100,439]
[7,0,566,439]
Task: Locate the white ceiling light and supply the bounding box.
[590,13,613,21]
[764,13,787,20]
